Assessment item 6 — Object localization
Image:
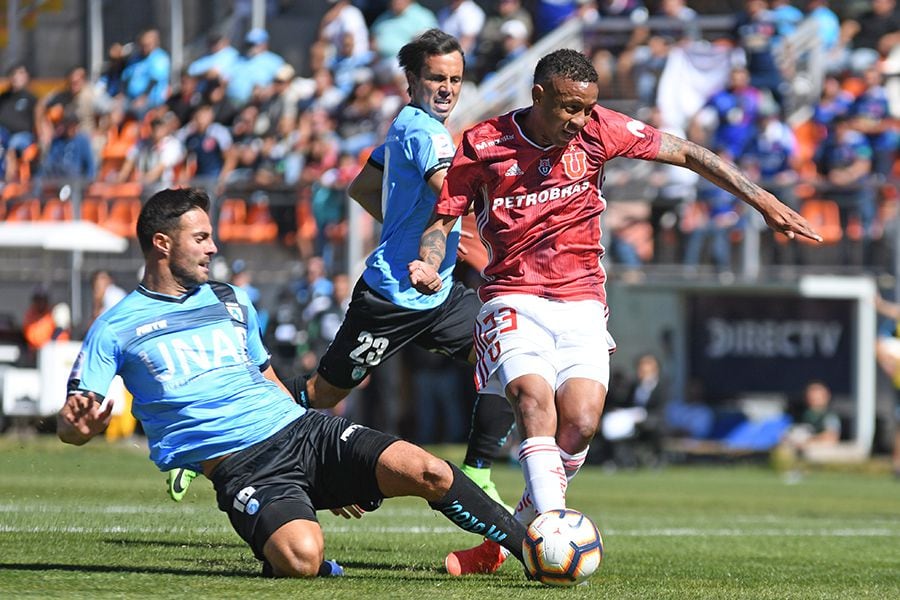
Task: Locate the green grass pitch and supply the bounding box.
[0,437,898,599]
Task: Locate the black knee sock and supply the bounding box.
[283,373,312,409]
[464,394,516,468]
[429,462,524,562]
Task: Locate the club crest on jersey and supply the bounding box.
[561,149,588,179]
[538,158,552,177]
[225,302,244,323]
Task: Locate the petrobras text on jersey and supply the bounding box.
[491,180,590,211]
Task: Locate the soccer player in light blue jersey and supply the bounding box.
[57,187,527,578]
[287,30,516,513]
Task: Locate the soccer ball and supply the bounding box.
[522,508,603,586]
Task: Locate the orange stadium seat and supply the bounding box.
[40,197,73,221]
[103,197,142,238]
[4,197,41,221]
[79,197,109,224]
[217,198,247,242]
[798,199,842,245]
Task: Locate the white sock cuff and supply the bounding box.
[558,446,589,463]
[518,436,558,460]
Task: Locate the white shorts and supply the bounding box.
[473,294,615,397]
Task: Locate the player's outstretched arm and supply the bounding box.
[410,214,458,294]
[57,391,113,446]
[348,162,385,223]
[654,132,823,243]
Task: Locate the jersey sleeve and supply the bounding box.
[407,122,455,182]
[368,142,386,169]
[68,320,120,399]
[436,132,484,217]
[584,106,662,162]
[234,286,271,369]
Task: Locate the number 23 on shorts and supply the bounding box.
[480,307,517,362]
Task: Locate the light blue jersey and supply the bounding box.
[363,104,462,310]
[68,282,305,472]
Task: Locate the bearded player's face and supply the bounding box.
[534,76,598,147]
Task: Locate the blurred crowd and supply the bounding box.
[0,0,899,446]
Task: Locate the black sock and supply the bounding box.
[429,462,524,562]
[464,394,516,469]
[284,373,312,409]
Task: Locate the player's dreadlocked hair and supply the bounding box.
[398,28,465,79]
[533,49,598,87]
[136,187,210,255]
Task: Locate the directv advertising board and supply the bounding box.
[688,295,854,397]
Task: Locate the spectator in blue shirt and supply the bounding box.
[187,33,239,84]
[816,114,877,263]
[122,28,171,114]
[849,66,899,179]
[226,28,286,106]
[733,0,785,107]
[42,111,96,181]
[690,67,762,160]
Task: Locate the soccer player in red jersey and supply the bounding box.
[409,48,822,575]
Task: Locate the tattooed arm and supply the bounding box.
[409,214,459,295]
[655,132,822,242]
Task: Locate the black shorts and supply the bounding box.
[209,410,399,560]
[317,278,480,389]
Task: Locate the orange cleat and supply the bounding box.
[444,539,508,576]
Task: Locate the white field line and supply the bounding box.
[0,523,897,537]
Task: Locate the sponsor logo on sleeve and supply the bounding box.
[432,133,455,159]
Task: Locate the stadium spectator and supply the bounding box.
[601,352,668,468]
[311,153,357,272]
[118,112,184,187]
[689,67,763,160]
[774,380,841,477]
[334,72,388,156]
[532,0,577,38]
[437,0,486,58]
[296,68,345,115]
[770,0,804,41]
[57,186,528,579]
[303,272,351,359]
[733,0,785,107]
[615,0,698,100]
[41,111,96,181]
[805,0,844,71]
[848,66,899,179]
[179,103,235,190]
[482,19,530,80]
[814,113,876,263]
[873,293,900,479]
[256,64,302,136]
[165,70,203,126]
[328,31,377,98]
[121,29,171,114]
[318,0,370,61]
[683,147,743,278]
[186,33,239,83]
[225,28,285,106]
[741,102,800,263]
[96,42,129,106]
[844,0,900,60]
[370,0,438,71]
[473,0,533,81]
[22,286,70,365]
[410,48,821,575]
[39,66,96,141]
[89,270,126,326]
[0,64,37,182]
